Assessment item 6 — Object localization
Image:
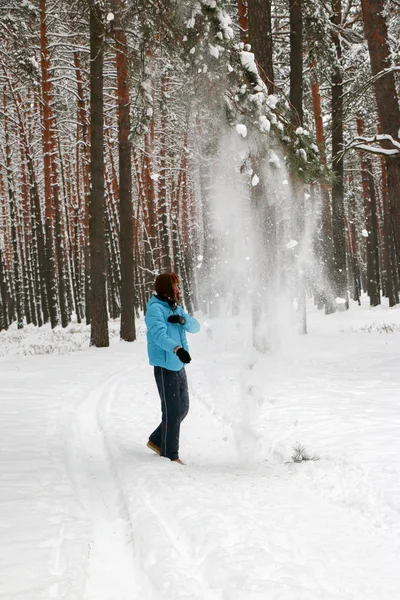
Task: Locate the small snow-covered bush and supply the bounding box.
[291,443,319,463]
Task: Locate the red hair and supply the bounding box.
[155,273,180,300]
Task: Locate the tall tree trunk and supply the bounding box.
[178,146,195,314]
[115,0,136,341]
[104,171,121,299]
[40,0,58,328]
[143,130,159,275]
[19,140,37,326]
[331,0,348,305]
[3,89,24,328]
[74,52,91,325]
[89,2,109,347]
[105,201,120,319]
[52,124,69,327]
[115,0,136,342]
[347,177,361,304]
[74,51,91,323]
[158,77,172,273]
[0,249,9,331]
[309,59,335,312]
[380,150,398,306]
[247,0,274,94]
[30,157,48,327]
[289,0,303,126]
[361,0,400,268]
[289,0,306,333]
[357,116,380,306]
[365,160,381,305]
[58,140,77,318]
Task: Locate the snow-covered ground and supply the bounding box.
[2,297,400,600]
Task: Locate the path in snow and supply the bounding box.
[65,370,148,600]
[2,303,400,600]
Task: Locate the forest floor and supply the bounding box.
[1,297,400,600]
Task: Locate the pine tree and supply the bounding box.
[89,1,109,347]
[331,0,348,305]
[360,0,400,268]
[114,0,136,342]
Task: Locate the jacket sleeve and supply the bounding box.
[180,310,200,334]
[145,304,178,353]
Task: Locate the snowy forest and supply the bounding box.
[1,0,399,346]
[2,2,400,599]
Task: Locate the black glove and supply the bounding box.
[176,348,191,364]
[168,314,185,325]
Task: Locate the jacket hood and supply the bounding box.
[147,295,177,310]
[147,295,161,307]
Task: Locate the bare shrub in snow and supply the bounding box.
[359,323,400,334]
[291,443,320,463]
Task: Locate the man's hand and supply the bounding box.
[168,315,185,325]
[176,348,191,364]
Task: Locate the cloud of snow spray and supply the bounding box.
[202,124,318,353]
[197,124,321,461]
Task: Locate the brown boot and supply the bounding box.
[171,458,185,465]
[147,440,161,455]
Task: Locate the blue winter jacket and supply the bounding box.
[145,295,200,371]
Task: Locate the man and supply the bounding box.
[145,273,200,464]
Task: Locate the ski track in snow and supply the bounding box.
[65,370,149,600]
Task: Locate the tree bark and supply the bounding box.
[238,0,248,43]
[114,0,136,341]
[158,77,172,273]
[143,129,159,274]
[52,121,69,328]
[40,0,58,328]
[347,177,361,304]
[0,249,9,331]
[19,140,37,326]
[380,150,398,305]
[309,60,335,312]
[361,0,400,268]
[365,160,381,306]
[331,0,348,304]
[247,0,274,94]
[357,116,380,306]
[3,89,24,329]
[89,2,109,347]
[289,0,303,126]
[74,51,91,322]
[289,0,306,332]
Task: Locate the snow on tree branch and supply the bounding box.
[344,134,400,157]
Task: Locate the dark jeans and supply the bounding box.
[149,366,189,460]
